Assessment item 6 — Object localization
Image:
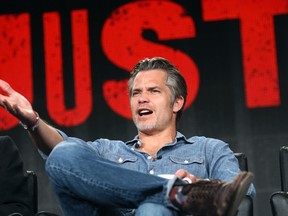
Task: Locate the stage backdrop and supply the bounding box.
[1,1,288,215]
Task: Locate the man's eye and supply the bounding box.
[132,92,139,96]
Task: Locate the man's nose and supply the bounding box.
[138,93,149,103]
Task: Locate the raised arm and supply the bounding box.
[0,79,63,155]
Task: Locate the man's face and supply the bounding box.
[130,69,178,134]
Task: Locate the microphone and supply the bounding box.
[152,155,162,161]
[135,141,142,148]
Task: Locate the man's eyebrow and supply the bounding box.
[132,86,161,92]
[147,86,161,90]
[132,88,141,92]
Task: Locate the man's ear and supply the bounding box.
[173,96,184,113]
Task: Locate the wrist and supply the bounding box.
[19,111,40,131]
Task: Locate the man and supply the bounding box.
[0,136,33,216]
[0,57,255,216]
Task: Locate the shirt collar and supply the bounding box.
[125,131,194,146]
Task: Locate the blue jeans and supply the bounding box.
[45,141,180,216]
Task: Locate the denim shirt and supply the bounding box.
[55,130,256,199]
[43,131,256,215]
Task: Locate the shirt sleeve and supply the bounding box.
[204,138,256,198]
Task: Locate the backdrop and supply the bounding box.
[0,0,288,215]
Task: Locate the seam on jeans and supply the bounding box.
[46,163,147,200]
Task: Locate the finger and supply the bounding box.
[0,80,14,96]
[2,100,16,115]
[0,80,7,95]
[0,94,7,105]
[174,169,187,178]
[175,169,197,183]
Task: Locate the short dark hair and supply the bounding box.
[129,57,187,123]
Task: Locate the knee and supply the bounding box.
[135,203,178,216]
[45,140,80,177]
[46,141,70,162]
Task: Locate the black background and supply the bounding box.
[0,1,288,215]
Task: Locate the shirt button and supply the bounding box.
[184,160,189,164]
[149,169,154,174]
[118,158,123,163]
[147,156,152,160]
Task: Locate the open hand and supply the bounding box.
[0,79,37,125]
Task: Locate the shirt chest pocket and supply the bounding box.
[167,156,205,176]
[170,156,203,164]
[109,154,138,164]
[114,154,141,170]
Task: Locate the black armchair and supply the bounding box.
[26,171,59,216]
[234,153,254,216]
[26,171,38,214]
[270,146,288,216]
[279,146,288,192]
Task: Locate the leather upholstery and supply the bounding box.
[234,153,253,216]
[270,146,288,216]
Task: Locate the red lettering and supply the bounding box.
[43,10,92,126]
[202,0,288,108]
[102,1,199,118]
[0,13,32,130]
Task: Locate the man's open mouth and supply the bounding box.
[138,109,153,116]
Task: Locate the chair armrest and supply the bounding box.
[270,191,288,216]
[237,195,253,216]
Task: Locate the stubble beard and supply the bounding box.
[135,121,157,133]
